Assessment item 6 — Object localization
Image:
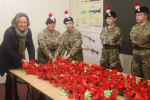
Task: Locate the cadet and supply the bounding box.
[37,13,62,63]
[130,1,150,80]
[61,10,83,61]
[100,5,125,72]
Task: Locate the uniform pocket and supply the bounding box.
[111,49,119,61]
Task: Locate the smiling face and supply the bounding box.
[17,16,28,31]
[47,22,56,31]
[65,21,74,32]
[136,13,148,24]
[106,17,116,26]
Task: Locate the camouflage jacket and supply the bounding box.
[37,27,62,61]
[130,21,150,48]
[61,28,83,61]
[100,25,125,51]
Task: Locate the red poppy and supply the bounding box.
[110,91,118,99]
[74,84,84,93]
[22,58,150,100]
[42,73,47,80]
[131,73,136,81]
[51,77,59,86]
[59,78,68,87]
[36,70,42,78]
[75,93,84,100]
[139,79,148,88]
[26,68,33,74]
[64,85,75,98]
[30,59,35,66]
[22,62,29,69]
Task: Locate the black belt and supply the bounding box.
[103,45,119,49]
[134,46,150,50]
[50,49,56,51]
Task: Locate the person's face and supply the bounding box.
[136,13,148,23]
[47,23,56,31]
[106,17,116,26]
[65,21,74,31]
[17,16,28,31]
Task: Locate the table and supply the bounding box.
[9,68,129,100]
[9,68,70,100]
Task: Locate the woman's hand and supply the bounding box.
[21,59,28,63]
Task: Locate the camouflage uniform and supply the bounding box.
[37,28,62,63]
[130,21,150,80]
[100,25,125,72]
[61,28,83,61]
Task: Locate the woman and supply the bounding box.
[37,13,62,63]
[130,1,150,80]
[0,13,35,100]
[100,5,125,72]
[61,10,83,61]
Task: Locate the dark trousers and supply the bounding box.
[5,72,19,100]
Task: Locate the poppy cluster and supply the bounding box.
[22,56,150,100]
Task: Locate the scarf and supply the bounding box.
[15,26,28,59]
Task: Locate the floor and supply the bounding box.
[0,83,52,100]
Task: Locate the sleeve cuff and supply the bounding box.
[69,51,75,56]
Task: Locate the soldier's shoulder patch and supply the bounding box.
[38,32,43,37]
[55,31,61,36]
[115,27,121,31]
[130,24,137,29]
[75,32,82,37]
[74,28,80,32]
[39,29,46,35]
[146,24,150,29]
[61,32,66,37]
[135,24,139,27]
[55,30,61,34]
[73,29,80,35]
[103,27,107,31]
[62,31,67,36]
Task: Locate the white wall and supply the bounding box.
[0,0,69,84]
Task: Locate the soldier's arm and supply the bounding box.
[54,34,63,59]
[38,33,53,61]
[69,32,82,56]
[117,30,125,52]
[100,29,103,40]
[61,34,66,56]
[130,26,134,41]
[100,28,104,45]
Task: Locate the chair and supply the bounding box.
[16,78,31,100]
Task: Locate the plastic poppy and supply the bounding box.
[22,62,29,69]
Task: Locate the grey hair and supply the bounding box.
[11,13,30,27]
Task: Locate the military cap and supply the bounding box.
[134,1,149,14]
[105,5,116,19]
[63,10,73,24]
[46,13,56,24]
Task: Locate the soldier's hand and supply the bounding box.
[62,54,71,61]
[62,56,68,61]
[52,59,56,63]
